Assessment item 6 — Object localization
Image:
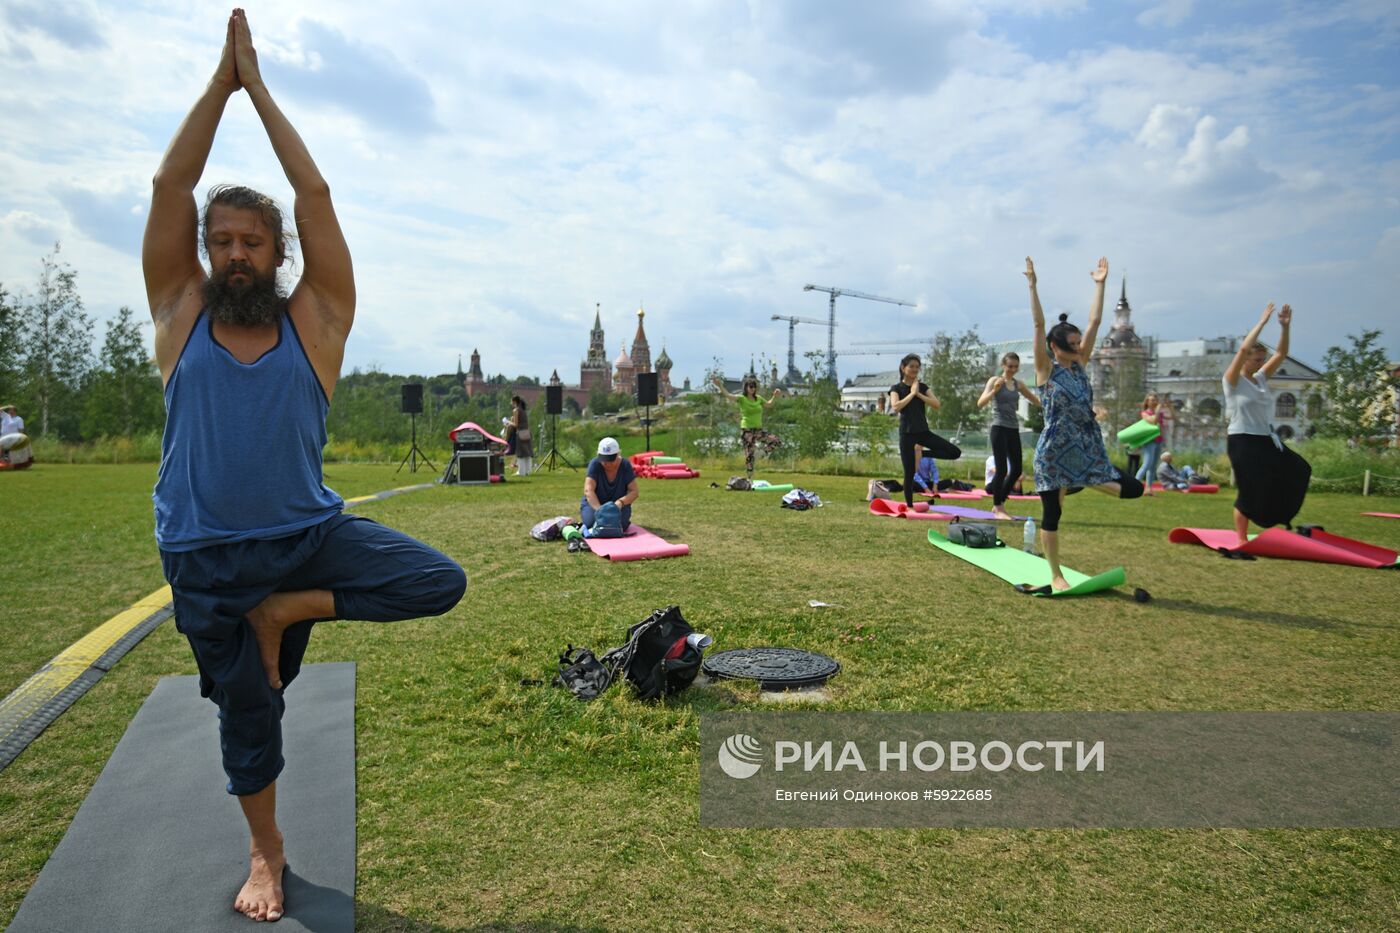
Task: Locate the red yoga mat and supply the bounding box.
[1151,483,1220,494]
[1168,527,1399,569]
[870,499,946,520]
[1362,512,1400,520]
[585,525,690,561]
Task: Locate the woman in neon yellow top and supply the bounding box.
[712,374,783,478]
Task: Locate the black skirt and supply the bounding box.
[1227,433,1311,528]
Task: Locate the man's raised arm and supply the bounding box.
[232,10,355,339]
[143,14,239,376]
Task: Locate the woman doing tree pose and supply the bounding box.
[1027,257,1144,591]
[1222,302,1310,545]
[712,374,782,478]
[888,354,962,509]
[976,352,1040,520]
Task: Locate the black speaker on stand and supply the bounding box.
[396,383,435,474]
[539,384,577,472]
[636,372,659,452]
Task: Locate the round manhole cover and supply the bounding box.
[702,647,841,690]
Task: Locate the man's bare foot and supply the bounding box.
[246,594,294,689]
[234,848,286,922]
[1051,576,1071,592]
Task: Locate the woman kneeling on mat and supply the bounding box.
[889,354,962,509]
[976,352,1039,520]
[1026,256,1144,591]
[1223,302,1310,545]
[711,374,782,479]
[582,436,639,533]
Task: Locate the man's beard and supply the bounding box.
[203,263,287,327]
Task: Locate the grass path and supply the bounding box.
[1,463,1397,930]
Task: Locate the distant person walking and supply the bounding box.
[1223,302,1310,545]
[1132,393,1165,495]
[712,374,782,479]
[976,352,1039,520]
[509,395,533,475]
[1026,257,1143,591]
[888,354,961,509]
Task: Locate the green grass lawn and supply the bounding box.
[2,462,1398,930]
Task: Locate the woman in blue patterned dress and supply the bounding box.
[1027,257,1144,591]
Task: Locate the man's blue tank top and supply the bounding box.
[154,311,343,551]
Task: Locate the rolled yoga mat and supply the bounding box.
[1117,419,1161,448]
[926,529,1127,597]
[751,481,795,493]
[1168,527,1400,569]
[585,525,690,561]
[651,456,683,464]
[1151,482,1220,494]
[9,663,356,933]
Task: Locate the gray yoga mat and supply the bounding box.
[9,662,355,933]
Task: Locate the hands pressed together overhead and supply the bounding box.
[213,8,263,93]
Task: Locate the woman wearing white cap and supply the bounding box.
[581,437,639,532]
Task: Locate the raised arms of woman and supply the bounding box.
[1261,304,1292,378]
[1026,258,1050,385]
[1077,257,1109,365]
[1224,303,1275,387]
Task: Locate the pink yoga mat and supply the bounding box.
[1151,483,1220,494]
[1362,512,1400,520]
[1168,527,1399,569]
[585,525,690,561]
[915,490,1039,502]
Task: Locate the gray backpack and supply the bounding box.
[726,476,753,491]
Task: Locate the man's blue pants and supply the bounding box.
[160,512,466,796]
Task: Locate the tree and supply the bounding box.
[925,329,987,436]
[788,352,842,458]
[1317,329,1398,441]
[82,306,165,437]
[20,244,93,438]
[0,283,24,405]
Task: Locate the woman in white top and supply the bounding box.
[1222,303,1311,545]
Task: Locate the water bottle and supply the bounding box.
[1023,517,1037,554]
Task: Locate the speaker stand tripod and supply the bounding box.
[396,412,436,474]
[539,413,577,472]
[643,405,652,451]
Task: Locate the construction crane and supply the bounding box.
[803,284,915,381]
[770,314,831,383]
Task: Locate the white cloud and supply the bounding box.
[1137,0,1195,30]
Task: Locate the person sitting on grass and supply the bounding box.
[581,436,639,535]
[1156,451,1205,490]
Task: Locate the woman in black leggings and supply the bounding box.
[976,352,1040,520]
[888,353,961,508]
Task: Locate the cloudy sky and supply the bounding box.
[1,0,1397,386]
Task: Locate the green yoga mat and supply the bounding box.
[652,456,683,464]
[751,482,794,493]
[926,529,1126,597]
[1116,419,1160,448]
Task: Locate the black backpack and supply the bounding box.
[948,521,1002,548]
[554,606,705,701]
